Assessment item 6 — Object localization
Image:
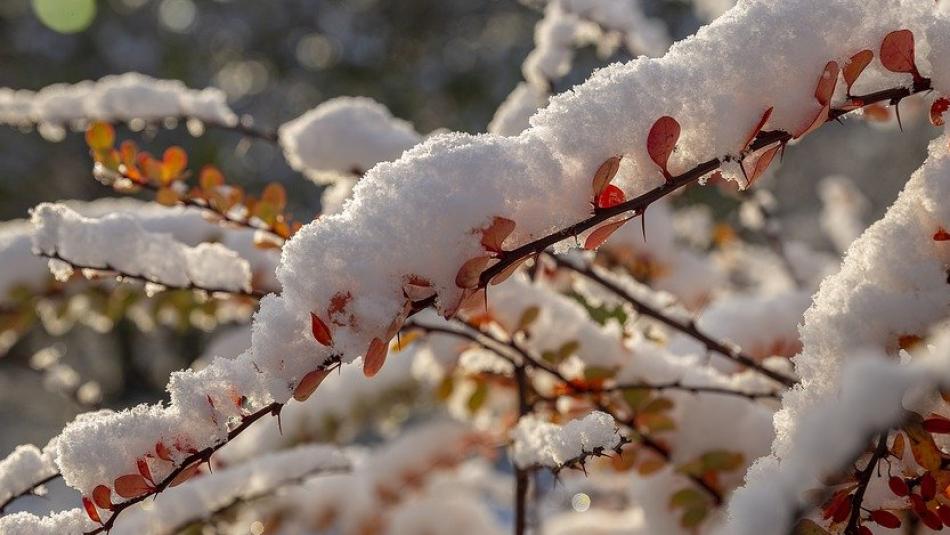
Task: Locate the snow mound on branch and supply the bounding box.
[0,509,94,535]
[0,73,236,137]
[31,203,252,294]
[46,0,950,503]
[512,411,621,468]
[0,443,58,508]
[278,96,422,181]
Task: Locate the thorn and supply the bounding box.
[779,142,787,163]
[894,99,904,133]
[483,287,489,313]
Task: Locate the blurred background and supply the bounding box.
[0,0,937,479]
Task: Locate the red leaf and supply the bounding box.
[596,184,626,209]
[155,442,172,462]
[310,312,333,347]
[114,474,152,499]
[592,156,622,198]
[923,416,950,434]
[136,458,154,484]
[921,472,937,500]
[843,50,874,93]
[455,256,492,289]
[857,527,872,535]
[910,493,928,514]
[742,107,774,150]
[585,218,630,250]
[742,145,781,187]
[82,496,102,524]
[921,509,944,531]
[796,103,831,139]
[888,476,909,497]
[168,463,201,487]
[647,116,681,179]
[92,485,112,510]
[293,368,329,402]
[831,497,851,523]
[938,505,950,527]
[934,228,950,241]
[815,61,840,106]
[932,98,950,127]
[870,510,902,528]
[363,337,388,378]
[480,217,516,253]
[880,29,918,75]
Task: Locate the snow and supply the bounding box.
[818,175,869,253]
[31,203,252,294]
[511,411,621,468]
[30,0,950,510]
[0,509,94,535]
[0,73,237,141]
[277,96,422,181]
[0,444,58,508]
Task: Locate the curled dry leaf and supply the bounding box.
[796,61,839,139]
[647,116,681,179]
[403,275,436,302]
[931,97,949,127]
[491,254,531,285]
[480,217,516,253]
[136,458,154,484]
[155,442,173,462]
[310,312,333,347]
[880,29,918,76]
[293,369,330,402]
[592,156,622,199]
[742,145,782,187]
[92,485,112,510]
[742,107,774,150]
[585,218,631,250]
[363,337,388,377]
[455,256,493,289]
[82,496,102,524]
[114,473,152,499]
[843,50,873,94]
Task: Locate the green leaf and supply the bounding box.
[557,340,580,361]
[642,396,674,414]
[680,505,708,528]
[583,366,616,381]
[700,450,745,472]
[669,488,706,509]
[467,381,489,413]
[622,388,651,411]
[517,306,540,333]
[792,519,831,535]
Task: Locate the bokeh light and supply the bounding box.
[32,0,96,34]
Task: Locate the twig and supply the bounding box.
[0,473,61,515]
[514,364,530,535]
[546,253,796,387]
[844,433,891,535]
[38,251,267,300]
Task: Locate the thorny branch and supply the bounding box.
[0,473,61,515]
[38,251,268,300]
[844,433,891,535]
[546,252,796,386]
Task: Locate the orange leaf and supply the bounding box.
[596,184,626,209]
[114,474,152,498]
[931,98,950,127]
[742,107,773,150]
[261,183,287,211]
[156,186,179,207]
[155,442,172,462]
[796,103,831,139]
[161,147,187,182]
[310,312,333,347]
[168,463,201,487]
[82,496,102,524]
[592,156,622,199]
[85,122,115,151]
[480,217,516,253]
[136,458,153,484]
[455,256,492,289]
[647,116,680,179]
[585,219,630,250]
[843,50,873,93]
[815,61,839,106]
[199,165,225,191]
[491,255,531,286]
[92,485,112,510]
[742,145,781,187]
[880,29,917,75]
[363,337,388,378]
[403,275,436,302]
[293,369,330,402]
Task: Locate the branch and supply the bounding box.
[545,252,796,387]
[844,433,891,535]
[478,79,932,298]
[0,473,61,515]
[39,251,267,300]
[514,364,530,535]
